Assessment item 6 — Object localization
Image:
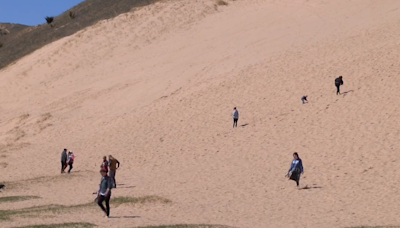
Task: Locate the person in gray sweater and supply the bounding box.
[61,149,68,173]
[97,169,112,217]
[232,107,239,128]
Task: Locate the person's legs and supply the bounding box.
[233,119,238,128]
[97,195,107,214]
[68,164,73,173]
[61,162,64,173]
[109,169,116,188]
[62,162,67,173]
[105,194,111,216]
[336,84,340,95]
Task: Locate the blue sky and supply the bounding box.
[0,0,84,25]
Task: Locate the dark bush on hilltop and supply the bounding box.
[45,16,54,24]
[69,11,76,19]
[0,0,162,70]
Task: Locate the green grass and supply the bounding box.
[113,195,171,205]
[132,225,232,228]
[345,226,400,228]
[0,195,171,220]
[11,222,95,228]
[0,196,40,203]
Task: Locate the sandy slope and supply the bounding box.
[1,0,400,227]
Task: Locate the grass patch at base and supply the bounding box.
[345,226,400,228]
[0,196,40,203]
[113,195,171,205]
[133,225,233,228]
[11,222,95,228]
[0,195,171,220]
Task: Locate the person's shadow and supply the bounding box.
[342,90,354,96]
[109,216,140,219]
[298,185,322,190]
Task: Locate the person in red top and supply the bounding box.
[100,156,109,173]
[67,151,75,173]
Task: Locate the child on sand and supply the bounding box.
[67,151,75,173]
[286,152,304,187]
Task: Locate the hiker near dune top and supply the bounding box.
[335,76,344,95]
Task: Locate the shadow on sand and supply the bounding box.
[241,123,249,127]
[109,216,140,219]
[342,90,354,96]
[299,185,322,190]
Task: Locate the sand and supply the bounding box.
[1,0,400,227]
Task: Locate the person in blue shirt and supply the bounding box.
[286,152,304,187]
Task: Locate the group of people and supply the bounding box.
[230,76,344,186]
[59,148,120,218]
[58,75,341,218]
[60,148,75,173]
[96,155,120,218]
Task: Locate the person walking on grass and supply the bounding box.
[97,169,112,218]
[66,151,75,173]
[232,107,239,128]
[335,76,344,95]
[61,149,68,173]
[108,155,120,188]
[286,152,304,187]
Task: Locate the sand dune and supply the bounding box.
[1,0,400,227]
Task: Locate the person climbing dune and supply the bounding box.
[335,76,344,95]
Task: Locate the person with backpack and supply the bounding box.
[66,151,75,173]
[335,76,344,95]
[100,156,109,173]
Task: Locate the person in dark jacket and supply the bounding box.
[286,152,304,187]
[335,76,344,95]
[301,95,308,104]
[61,149,68,173]
[97,169,112,218]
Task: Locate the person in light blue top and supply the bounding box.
[286,152,304,187]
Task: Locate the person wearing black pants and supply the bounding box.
[335,76,344,95]
[232,107,239,128]
[97,169,112,217]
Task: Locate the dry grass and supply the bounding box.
[216,0,228,6]
[132,225,234,228]
[0,195,171,220]
[11,222,95,228]
[113,195,172,205]
[0,196,40,203]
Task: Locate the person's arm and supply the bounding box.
[287,161,294,174]
[105,177,112,195]
[116,160,120,168]
[300,160,304,173]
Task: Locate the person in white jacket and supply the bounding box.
[232,107,239,128]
